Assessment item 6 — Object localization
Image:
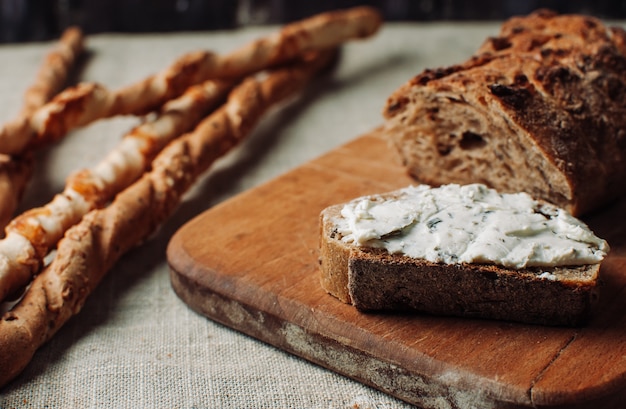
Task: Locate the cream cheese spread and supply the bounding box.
[337,184,609,269]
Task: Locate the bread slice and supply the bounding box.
[382,10,626,217]
[319,185,606,326]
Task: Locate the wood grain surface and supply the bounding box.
[167,129,626,408]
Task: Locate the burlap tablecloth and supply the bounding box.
[0,22,499,408]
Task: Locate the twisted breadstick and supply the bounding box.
[0,79,233,302]
[21,27,85,116]
[0,6,381,155]
[0,49,335,389]
[0,27,85,230]
[210,5,380,78]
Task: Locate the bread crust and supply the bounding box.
[383,10,626,216]
[319,199,602,326]
[319,206,353,303]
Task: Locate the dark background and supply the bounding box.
[2,0,626,43]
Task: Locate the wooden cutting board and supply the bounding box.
[167,129,626,408]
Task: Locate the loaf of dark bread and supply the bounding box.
[319,185,607,326]
[383,9,626,216]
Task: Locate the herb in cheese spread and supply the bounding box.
[337,184,609,268]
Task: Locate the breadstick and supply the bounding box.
[211,5,381,78]
[21,27,85,116]
[0,6,381,155]
[0,49,336,388]
[0,79,233,302]
[0,27,85,230]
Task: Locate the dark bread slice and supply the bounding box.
[319,201,602,327]
[383,10,626,216]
